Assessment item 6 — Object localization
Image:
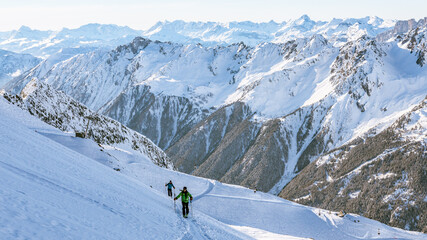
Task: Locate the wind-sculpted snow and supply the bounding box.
[2,79,173,169]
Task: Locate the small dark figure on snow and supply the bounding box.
[174,186,193,218]
[165,180,175,198]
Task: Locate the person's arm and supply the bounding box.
[172,184,175,189]
[174,192,181,200]
[189,193,193,202]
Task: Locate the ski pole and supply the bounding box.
[190,201,194,218]
[173,190,176,210]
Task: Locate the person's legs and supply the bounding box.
[168,188,172,197]
[182,202,187,216]
[183,202,189,216]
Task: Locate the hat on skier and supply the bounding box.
[183,186,187,190]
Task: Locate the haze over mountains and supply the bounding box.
[1,15,427,234]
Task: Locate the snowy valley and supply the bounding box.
[0,91,425,239]
[1,15,427,237]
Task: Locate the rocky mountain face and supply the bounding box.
[376,17,427,42]
[4,18,427,231]
[0,49,41,87]
[1,79,172,169]
[280,98,427,232]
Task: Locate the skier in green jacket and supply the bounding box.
[174,186,193,218]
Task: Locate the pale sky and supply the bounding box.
[0,0,425,31]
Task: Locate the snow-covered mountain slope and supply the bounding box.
[0,24,142,58]
[0,49,41,87]
[6,37,251,148]
[2,79,172,169]
[143,16,394,47]
[4,20,427,232]
[280,97,427,232]
[1,97,425,240]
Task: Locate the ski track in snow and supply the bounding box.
[193,180,215,202]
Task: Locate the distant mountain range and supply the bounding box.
[0,16,403,59]
[0,49,41,87]
[0,24,142,58]
[0,16,407,88]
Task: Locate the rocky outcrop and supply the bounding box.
[2,79,173,169]
[376,17,427,42]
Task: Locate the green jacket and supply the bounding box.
[176,191,193,203]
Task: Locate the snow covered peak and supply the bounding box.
[11,26,51,40]
[291,14,319,29]
[143,20,282,47]
[0,17,400,60]
[57,23,141,40]
[142,16,395,47]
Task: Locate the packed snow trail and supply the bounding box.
[1,98,426,239]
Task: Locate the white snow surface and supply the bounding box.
[1,96,426,239]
